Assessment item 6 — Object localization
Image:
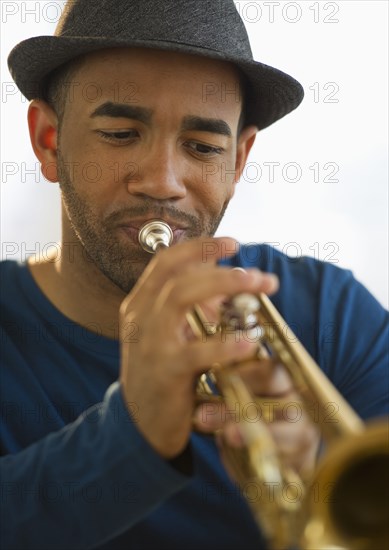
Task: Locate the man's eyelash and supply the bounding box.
[186,142,225,155]
[96,132,224,156]
[97,130,138,141]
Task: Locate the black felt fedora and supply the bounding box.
[8,0,304,130]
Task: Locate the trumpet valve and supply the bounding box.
[220,293,263,339]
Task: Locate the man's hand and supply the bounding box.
[119,237,278,459]
[119,235,319,481]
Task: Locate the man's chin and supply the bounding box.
[97,256,152,294]
[85,228,208,294]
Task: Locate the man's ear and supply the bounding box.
[234,125,258,184]
[28,99,59,183]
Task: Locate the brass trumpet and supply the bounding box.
[138,219,389,550]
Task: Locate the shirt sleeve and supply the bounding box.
[0,382,191,550]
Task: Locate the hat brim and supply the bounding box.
[8,35,304,130]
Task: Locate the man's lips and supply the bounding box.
[118,223,187,245]
[116,217,189,231]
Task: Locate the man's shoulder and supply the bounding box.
[0,259,45,329]
[0,260,30,323]
[223,243,372,353]
[224,242,352,289]
[0,259,24,292]
[0,258,21,272]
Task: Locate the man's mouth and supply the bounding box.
[117,218,188,246]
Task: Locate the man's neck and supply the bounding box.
[28,240,126,340]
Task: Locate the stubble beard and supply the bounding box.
[57,150,229,293]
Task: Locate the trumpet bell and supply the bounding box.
[303,421,389,550]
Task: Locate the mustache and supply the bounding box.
[104,201,202,230]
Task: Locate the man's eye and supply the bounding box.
[98,130,139,142]
[185,141,224,156]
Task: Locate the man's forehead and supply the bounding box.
[64,47,243,117]
[74,47,242,85]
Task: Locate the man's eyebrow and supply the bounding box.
[181,116,232,137]
[90,102,152,124]
[90,105,232,136]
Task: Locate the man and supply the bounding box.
[1,0,388,549]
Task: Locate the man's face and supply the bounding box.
[56,48,244,292]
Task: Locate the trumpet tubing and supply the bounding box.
[137,219,389,550]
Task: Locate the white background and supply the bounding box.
[1,1,388,307]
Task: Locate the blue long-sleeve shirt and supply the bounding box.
[1,245,388,549]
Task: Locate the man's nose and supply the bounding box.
[126,143,187,201]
